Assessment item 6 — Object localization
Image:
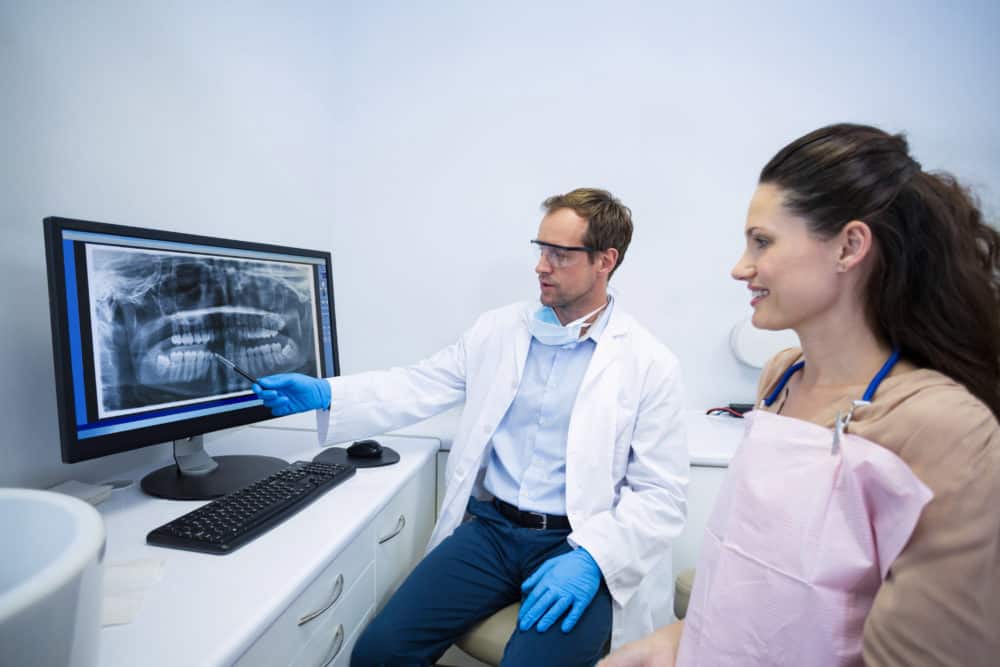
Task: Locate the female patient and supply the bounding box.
[602,123,1000,666]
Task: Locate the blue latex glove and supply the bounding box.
[252,373,331,416]
[519,547,602,633]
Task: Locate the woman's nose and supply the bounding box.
[731,253,753,281]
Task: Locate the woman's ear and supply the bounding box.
[837,220,873,272]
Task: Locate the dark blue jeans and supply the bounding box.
[351,497,612,666]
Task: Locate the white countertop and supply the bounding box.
[97,428,438,666]
[253,408,464,450]
[683,411,746,467]
[256,407,745,466]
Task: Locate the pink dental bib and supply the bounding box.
[677,409,932,666]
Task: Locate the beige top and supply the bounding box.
[757,348,1000,667]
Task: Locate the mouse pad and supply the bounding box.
[312,445,401,468]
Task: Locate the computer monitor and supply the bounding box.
[44,216,339,500]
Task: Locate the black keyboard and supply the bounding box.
[147,460,355,554]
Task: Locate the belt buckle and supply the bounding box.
[526,510,547,530]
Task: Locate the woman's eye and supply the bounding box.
[753,236,770,249]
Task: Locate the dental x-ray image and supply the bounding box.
[86,244,320,418]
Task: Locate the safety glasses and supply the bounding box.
[531,240,595,269]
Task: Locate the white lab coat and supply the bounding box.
[315,301,689,648]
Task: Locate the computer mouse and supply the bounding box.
[347,439,384,459]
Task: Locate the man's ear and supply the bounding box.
[837,220,873,272]
[600,248,619,275]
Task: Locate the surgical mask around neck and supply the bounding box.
[527,302,607,346]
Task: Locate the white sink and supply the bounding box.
[0,488,106,667]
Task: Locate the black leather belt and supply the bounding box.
[493,498,571,530]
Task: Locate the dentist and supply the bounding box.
[254,188,688,666]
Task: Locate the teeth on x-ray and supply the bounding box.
[88,246,320,416]
[149,310,301,383]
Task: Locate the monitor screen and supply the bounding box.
[44,216,339,498]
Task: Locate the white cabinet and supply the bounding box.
[671,464,730,575]
[234,525,375,666]
[234,454,436,666]
[672,413,744,575]
[97,433,440,667]
[436,451,448,516]
[289,567,375,667]
[375,456,436,611]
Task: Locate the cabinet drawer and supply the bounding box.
[235,525,376,666]
[328,607,373,667]
[375,457,436,611]
[291,565,375,667]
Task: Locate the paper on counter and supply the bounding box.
[101,558,165,627]
[48,479,113,505]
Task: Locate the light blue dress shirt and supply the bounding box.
[483,296,614,515]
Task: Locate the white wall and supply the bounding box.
[2,0,998,488]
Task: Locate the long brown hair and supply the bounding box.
[760,123,1000,420]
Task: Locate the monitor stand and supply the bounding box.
[140,435,288,500]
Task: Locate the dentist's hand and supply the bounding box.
[253,373,331,416]
[519,547,602,633]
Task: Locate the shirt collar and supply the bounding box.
[581,292,614,343]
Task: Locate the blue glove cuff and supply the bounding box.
[316,377,331,411]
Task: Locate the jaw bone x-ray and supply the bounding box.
[87,245,319,418]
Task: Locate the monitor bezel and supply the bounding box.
[44,215,340,464]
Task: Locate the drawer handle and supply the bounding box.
[298,574,344,626]
[320,624,344,667]
[378,514,407,544]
